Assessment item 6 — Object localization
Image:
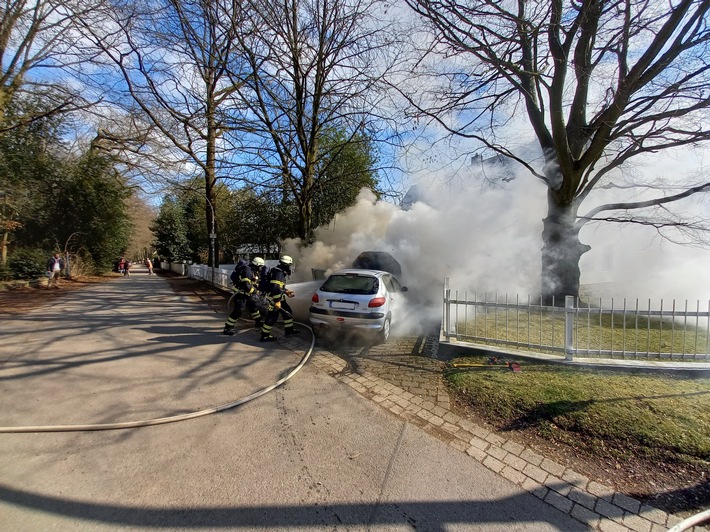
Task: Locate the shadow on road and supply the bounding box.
[0,483,588,531]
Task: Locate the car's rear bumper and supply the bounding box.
[309,307,385,331]
[309,307,385,320]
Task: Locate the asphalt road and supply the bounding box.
[0,267,586,531]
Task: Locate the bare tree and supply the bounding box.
[0,0,105,263]
[224,0,396,241]
[0,0,99,131]
[404,0,710,302]
[77,0,247,267]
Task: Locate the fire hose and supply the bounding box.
[0,315,314,434]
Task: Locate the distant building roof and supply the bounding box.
[400,185,421,211]
[400,153,519,210]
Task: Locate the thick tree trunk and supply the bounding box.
[206,101,218,268]
[298,161,315,242]
[298,197,313,243]
[540,190,590,305]
[1,231,7,265]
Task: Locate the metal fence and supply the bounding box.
[188,264,231,290]
[442,278,710,361]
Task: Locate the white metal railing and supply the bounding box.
[188,264,231,290]
[442,278,710,361]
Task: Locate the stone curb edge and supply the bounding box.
[284,339,700,532]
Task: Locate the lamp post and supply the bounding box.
[205,197,217,289]
[166,182,218,288]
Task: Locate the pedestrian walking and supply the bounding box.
[46,253,64,289]
[260,255,299,342]
[145,258,153,275]
[222,257,265,335]
[124,259,131,277]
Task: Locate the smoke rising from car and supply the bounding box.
[282,153,710,337]
[282,177,549,334]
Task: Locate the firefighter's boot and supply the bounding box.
[222,325,235,336]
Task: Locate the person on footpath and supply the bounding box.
[222,257,265,336]
[124,259,131,277]
[260,255,299,342]
[145,258,153,275]
[46,253,64,289]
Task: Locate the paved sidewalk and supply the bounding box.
[323,335,449,409]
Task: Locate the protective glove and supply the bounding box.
[274,301,282,310]
[286,290,295,298]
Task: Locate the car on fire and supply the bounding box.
[309,268,408,343]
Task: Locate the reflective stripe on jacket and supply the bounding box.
[267,266,287,303]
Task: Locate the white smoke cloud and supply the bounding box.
[283,171,549,330]
[281,146,710,336]
[577,147,710,304]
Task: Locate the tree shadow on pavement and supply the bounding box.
[0,483,588,531]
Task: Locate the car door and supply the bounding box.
[381,274,406,324]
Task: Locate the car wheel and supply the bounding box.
[378,316,391,343]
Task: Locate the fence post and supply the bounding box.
[444,277,451,341]
[565,295,575,361]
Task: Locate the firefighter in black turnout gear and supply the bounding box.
[222,257,265,335]
[260,255,299,342]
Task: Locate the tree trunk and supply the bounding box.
[297,196,313,243]
[205,99,218,268]
[298,158,316,242]
[205,180,218,267]
[1,230,8,265]
[540,190,590,305]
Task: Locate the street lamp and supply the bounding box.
[209,224,216,288]
[164,182,219,288]
[204,196,217,289]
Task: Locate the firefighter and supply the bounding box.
[260,255,299,342]
[253,259,271,296]
[222,257,265,336]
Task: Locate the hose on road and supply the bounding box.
[0,319,315,434]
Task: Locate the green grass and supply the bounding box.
[455,308,710,359]
[446,355,710,465]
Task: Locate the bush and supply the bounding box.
[9,248,49,280]
[66,250,96,277]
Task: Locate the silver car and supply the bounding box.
[309,269,408,342]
